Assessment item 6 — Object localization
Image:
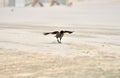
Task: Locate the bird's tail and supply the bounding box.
[43,32,50,35]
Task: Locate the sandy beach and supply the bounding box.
[0,49,120,78]
[0,0,120,77]
[0,23,120,78]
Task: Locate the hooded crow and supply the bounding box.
[43,30,73,43]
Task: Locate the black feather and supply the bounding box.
[43,31,59,35]
[51,31,59,34]
[43,33,50,35]
[64,31,73,34]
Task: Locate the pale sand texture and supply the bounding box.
[0,23,120,78]
[0,49,120,78]
[0,2,120,77]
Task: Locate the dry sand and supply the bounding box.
[0,49,120,78]
[0,1,120,77]
[0,23,120,78]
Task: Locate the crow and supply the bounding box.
[43,30,73,43]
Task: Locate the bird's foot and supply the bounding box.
[57,41,61,44]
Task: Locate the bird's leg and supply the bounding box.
[58,39,61,43]
[59,37,62,43]
[57,38,60,43]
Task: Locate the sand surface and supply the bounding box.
[0,23,120,78]
[0,1,120,77]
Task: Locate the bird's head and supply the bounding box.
[60,30,64,33]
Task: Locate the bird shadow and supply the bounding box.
[43,41,72,45]
[43,41,61,45]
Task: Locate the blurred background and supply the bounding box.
[0,0,120,25]
[0,0,120,7]
[0,0,77,7]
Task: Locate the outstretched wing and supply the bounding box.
[43,31,59,35]
[63,31,74,34]
[51,31,59,34]
[43,32,50,35]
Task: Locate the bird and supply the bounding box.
[43,30,73,43]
